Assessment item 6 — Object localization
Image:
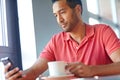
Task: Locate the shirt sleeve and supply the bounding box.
[39,35,56,61]
[102,25,120,55]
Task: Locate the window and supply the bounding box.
[0,0,8,46]
[89,18,99,25]
[87,0,99,15]
[0,0,22,71]
[86,0,120,38]
[116,0,120,24]
[99,0,113,21]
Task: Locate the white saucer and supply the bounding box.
[48,74,74,78]
[41,74,74,79]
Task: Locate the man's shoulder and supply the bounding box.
[85,23,113,37]
[86,23,111,31]
[87,23,109,28]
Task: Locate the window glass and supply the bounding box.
[116,0,120,24]
[0,14,3,45]
[0,0,8,46]
[89,18,99,25]
[99,0,113,21]
[86,0,98,14]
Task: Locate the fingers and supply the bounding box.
[5,67,23,80]
[4,63,11,73]
[5,67,19,78]
[70,65,82,72]
[6,70,22,80]
[66,62,93,77]
[66,62,84,77]
[66,62,81,70]
[4,63,25,80]
[71,66,84,77]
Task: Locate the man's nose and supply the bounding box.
[57,15,64,23]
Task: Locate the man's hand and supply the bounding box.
[66,62,94,77]
[4,63,25,80]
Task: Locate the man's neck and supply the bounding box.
[69,23,86,44]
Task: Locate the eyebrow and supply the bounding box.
[53,8,66,14]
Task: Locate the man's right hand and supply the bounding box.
[4,63,24,80]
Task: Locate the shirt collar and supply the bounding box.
[85,23,95,38]
[64,32,71,41]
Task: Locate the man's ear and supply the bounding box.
[75,4,82,15]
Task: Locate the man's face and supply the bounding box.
[52,0,80,32]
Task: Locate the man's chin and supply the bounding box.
[63,30,70,32]
[62,28,71,32]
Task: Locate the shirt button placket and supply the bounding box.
[76,46,79,49]
[75,46,79,55]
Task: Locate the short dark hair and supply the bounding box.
[51,0,83,14]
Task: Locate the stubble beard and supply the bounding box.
[63,11,79,32]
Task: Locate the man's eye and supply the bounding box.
[54,14,57,17]
[60,11,65,14]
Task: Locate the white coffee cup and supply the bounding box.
[48,61,68,77]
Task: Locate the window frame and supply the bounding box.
[0,0,22,70]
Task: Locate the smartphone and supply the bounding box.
[0,57,15,71]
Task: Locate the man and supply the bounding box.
[5,0,120,80]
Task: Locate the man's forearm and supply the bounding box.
[91,62,120,76]
[22,68,37,80]
[22,58,49,80]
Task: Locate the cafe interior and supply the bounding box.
[0,0,120,80]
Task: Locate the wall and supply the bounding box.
[32,0,61,56]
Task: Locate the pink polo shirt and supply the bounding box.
[40,24,120,65]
